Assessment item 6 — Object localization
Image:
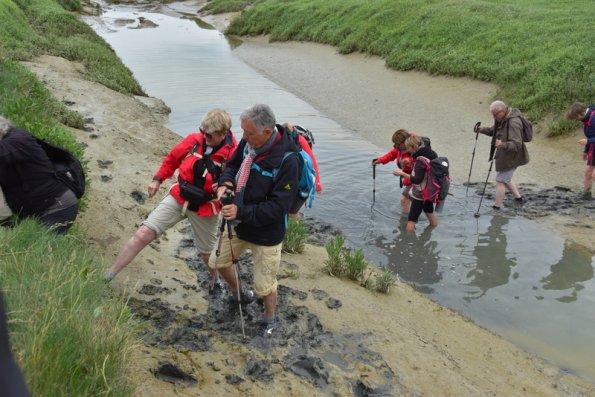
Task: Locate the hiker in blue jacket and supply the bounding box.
[0,116,79,234]
[566,102,595,200]
[209,104,300,337]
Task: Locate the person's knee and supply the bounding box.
[406,221,416,232]
[133,225,156,245]
[428,215,438,227]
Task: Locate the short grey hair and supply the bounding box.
[240,104,276,134]
[489,100,508,115]
[0,116,13,139]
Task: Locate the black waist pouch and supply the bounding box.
[178,177,214,205]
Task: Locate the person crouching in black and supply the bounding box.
[0,116,79,234]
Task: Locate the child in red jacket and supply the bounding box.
[372,129,414,214]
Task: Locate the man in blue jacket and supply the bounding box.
[209,104,300,337]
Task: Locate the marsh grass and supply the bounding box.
[323,236,395,294]
[343,248,367,282]
[324,235,346,277]
[282,217,308,254]
[371,269,398,294]
[0,220,136,397]
[209,0,593,135]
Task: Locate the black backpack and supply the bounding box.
[418,156,450,205]
[36,138,86,199]
[293,125,315,149]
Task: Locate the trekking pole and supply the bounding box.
[372,163,376,203]
[474,152,495,218]
[228,233,246,338]
[215,217,226,257]
[466,122,481,197]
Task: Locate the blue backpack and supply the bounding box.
[249,148,317,209]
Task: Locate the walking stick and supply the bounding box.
[228,232,246,338]
[466,122,481,196]
[474,149,496,218]
[215,217,226,257]
[219,187,246,337]
[372,163,376,203]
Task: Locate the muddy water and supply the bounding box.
[85,6,595,382]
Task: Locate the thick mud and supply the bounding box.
[127,222,397,394]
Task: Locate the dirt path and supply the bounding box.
[16,5,595,396]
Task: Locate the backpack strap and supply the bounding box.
[250,151,296,181]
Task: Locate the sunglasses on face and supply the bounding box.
[200,128,216,138]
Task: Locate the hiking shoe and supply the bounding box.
[258,320,276,338]
[208,278,224,294]
[103,271,115,283]
[581,191,592,200]
[514,197,524,208]
[492,205,500,211]
[229,289,254,305]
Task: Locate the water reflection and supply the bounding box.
[540,242,594,303]
[379,221,442,293]
[465,216,517,301]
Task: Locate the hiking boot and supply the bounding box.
[515,197,524,207]
[580,191,592,200]
[208,277,224,295]
[258,319,276,338]
[492,205,500,211]
[228,289,254,307]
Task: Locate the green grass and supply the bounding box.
[0,0,143,95]
[206,0,594,136]
[0,0,147,393]
[324,235,396,294]
[0,220,137,397]
[282,217,308,253]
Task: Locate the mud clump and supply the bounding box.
[153,362,197,387]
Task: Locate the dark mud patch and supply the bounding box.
[153,362,197,387]
[476,184,594,222]
[125,223,399,393]
[137,283,172,296]
[301,215,342,246]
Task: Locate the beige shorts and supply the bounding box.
[143,194,219,254]
[208,235,281,297]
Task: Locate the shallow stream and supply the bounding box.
[85,6,595,382]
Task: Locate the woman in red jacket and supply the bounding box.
[105,108,237,292]
[372,129,414,214]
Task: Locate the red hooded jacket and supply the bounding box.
[154,131,237,216]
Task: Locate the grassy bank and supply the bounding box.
[0,0,142,394]
[0,221,136,396]
[204,0,593,136]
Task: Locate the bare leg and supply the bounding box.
[109,225,156,276]
[585,165,595,192]
[217,266,239,293]
[262,291,277,322]
[406,221,416,233]
[426,212,438,227]
[494,182,507,207]
[505,181,521,199]
[201,253,220,285]
[400,195,411,214]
